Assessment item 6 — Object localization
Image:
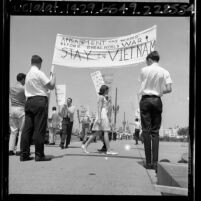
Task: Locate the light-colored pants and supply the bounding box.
[49,127,57,143]
[9,106,25,152]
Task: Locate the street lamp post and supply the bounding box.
[113,87,119,131]
[122,112,126,132]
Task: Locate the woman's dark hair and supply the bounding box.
[31,55,42,65]
[98,85,109,95]
[146,51,160,62]
[16,73,26,82]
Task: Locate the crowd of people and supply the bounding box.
[9,51,172,172]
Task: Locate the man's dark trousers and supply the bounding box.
[140,95,162,165]
[20,96,48,158]
[60,117,73,147]
[134,129,140,144]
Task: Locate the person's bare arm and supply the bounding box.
[163,83,172,94]
[46,73,56,90]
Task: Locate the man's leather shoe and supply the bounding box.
[20,156,34,161]
[144,163,153,169]
[97,148,107,152]
[9,151,15,156]
[15,151,21,156]
[35,156,52,161]
[153,163,158,173]
[59,144,64,149]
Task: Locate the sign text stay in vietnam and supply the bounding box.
[52,25,156,68]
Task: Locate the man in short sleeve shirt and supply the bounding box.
[138,51,172,172]
[49,106,61,145]
[9,73,26,156]
[20,55,56,161]
[59,98,75,149]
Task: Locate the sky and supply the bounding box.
[10,16,190,130]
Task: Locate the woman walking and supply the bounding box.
[81,85,118,155]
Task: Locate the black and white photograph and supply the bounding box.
[2,0,195,199]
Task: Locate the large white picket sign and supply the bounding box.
[52,26,156,68]
[55,85,66,106]
[91,71,105,95]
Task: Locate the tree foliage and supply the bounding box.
[177,126,189,136]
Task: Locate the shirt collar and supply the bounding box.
[31,65,40,70]
[150,62,159,67]
[16,81,23,86]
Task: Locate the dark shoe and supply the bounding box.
[153,162,158,173]
[15,151,21,156]
[64,145,68,149]
[35,156,52,161]
[59,144,64,149]
[97,148,107,152]
[20,156,34,161]
[144,163,153,169]
[9,151,15,156]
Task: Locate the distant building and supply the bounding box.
[159,127,181,138]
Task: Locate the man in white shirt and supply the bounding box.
[20,55,56,161]
[139,51,172,172]
[80,113,91,144]
[59,98,75,149]
[49,106,61,145]
[9,73,26,156]
[133,118,141,145]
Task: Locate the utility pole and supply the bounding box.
[113,87,119,130]
[122,112,126,132]
[114,88,117,125]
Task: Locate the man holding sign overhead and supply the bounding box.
[20,55,56,162]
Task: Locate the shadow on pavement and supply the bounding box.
[67,146,81,148]
[131,147,144,150]
[45,155,64,159]
[137,160,145,167]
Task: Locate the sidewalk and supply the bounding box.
[8,139,188,195]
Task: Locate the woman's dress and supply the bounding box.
[92,95,111,132]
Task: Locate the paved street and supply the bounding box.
[9,137,188,195]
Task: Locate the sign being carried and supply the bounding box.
[77,105,90,123]
[52,26,156,68]
[55,85,66,106]
[91,71,105,95]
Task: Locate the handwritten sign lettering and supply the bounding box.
[55,85,66,106]
[91,71,105,95]
[52,26,156,68]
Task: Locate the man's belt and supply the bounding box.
[142,95,160,98]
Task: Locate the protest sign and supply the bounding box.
[52,25,156,68]
[77,105,90,123]
[91,71,105,95]
[55,85,66,106]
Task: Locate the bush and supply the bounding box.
[177,127,189,137]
